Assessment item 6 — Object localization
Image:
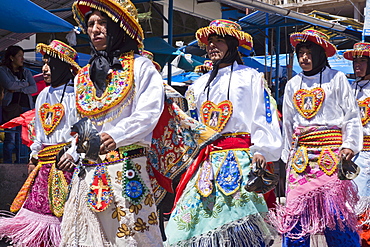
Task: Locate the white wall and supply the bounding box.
[15,34,36,61]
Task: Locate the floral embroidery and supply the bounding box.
[148,212,158,225]
[129,204,142,215]
[144,193,154,207]
[112,205,126,222]
[116,223,134,238]
[134,218,149,232]
[106,150,120,162]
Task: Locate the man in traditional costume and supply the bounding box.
[165,19,283,247]
[272,29,363,246]
[59,0,164,246]
[0,40,80,247]
[344,42,370,246]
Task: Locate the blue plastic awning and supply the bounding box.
[0,0,73,33]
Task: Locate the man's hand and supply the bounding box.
[340,148,354,161]
[57,153,76,172]
[251,154,266,169]
[27,162,36,174]
[100,133,116,154]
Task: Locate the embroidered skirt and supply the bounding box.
[270,126,359,239]
[60,156,163,247]
[0,143,72,247]
[165,144,275,247]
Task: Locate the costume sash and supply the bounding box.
[173,134,251,211]
[363,135,370,151]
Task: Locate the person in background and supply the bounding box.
[272,29,362,247]
[165,19,282,246]
[0,45,37,163]
[0,40,80,247]
[344,42,370,247]
[59,0,164,246]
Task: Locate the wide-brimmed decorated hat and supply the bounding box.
[36,40,81,73]
[140,50,161,72]
[194,60,212,74]
[290,29,336,57]
[343,42,370,60]
[196,19,253,51]
[72,0,144,49]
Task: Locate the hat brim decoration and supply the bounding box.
[152,61,161,72]
[290,29,336,57]
[72,0,144,49]
[196,19,253,50]
[343,42,370,61]
[36,41,81,74]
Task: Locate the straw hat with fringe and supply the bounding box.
[343,42,370,60]
[36,40,81,73]
[290,29,336,57]
[72,0,144,49]
[196,19,253,51]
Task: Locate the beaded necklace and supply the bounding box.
[76,51,135,126]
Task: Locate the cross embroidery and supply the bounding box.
[90,178,109,209]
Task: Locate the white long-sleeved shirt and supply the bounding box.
[30,82,77,158]
[352,79,370,136]
[282,66,363,162]
[187,61,282,162]
[75,54,164,148]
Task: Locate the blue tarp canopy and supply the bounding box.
[0,0,73,33]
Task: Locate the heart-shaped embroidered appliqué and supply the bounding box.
[358,97,370,126]
[39,103,65,135]
[293,88,325,119]
[200,100,233,132]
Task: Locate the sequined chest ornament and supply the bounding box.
[200,100,233,132]
[357,97,370,126]
[39,103,65,135]
[293,88,325,119]
[76,51,135,125]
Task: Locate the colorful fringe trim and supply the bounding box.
[167,213,275,247]
[269,179,359,239]
[10,163,42,213]
[0,207,62,247]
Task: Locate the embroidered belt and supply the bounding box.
[294,129,342,147]
[82,144,146,166]
[38,142,70,165]
[291,129,342,176]
[363,136,370,151]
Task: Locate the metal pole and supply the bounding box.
[167,0,173,86]
[275,27,280,101]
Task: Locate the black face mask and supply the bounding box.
[46,55,73,88]
[296,41,330,76]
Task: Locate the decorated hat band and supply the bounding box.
[194,60,213,74]
[72,0,144,49]
[36,40,81,73]
[196,19,253,50]
[140,50,161,72]
[343,42,370,61]
[290,29,336,57]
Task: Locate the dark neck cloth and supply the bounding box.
[48,56,73,88]
[88,11,139,97]
[296,41,330,76]
[204,35,242,92]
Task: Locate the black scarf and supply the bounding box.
[296,41,330,76]
[47,55,73,88]
[204,35,242,93]
[87,11,139,97]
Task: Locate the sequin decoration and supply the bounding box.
[293,88,325,119]
[122,159,149,205]
[48,163,69,217]
[215,150,242,196]
[39,103,65,135]
[200,100,233,132]
[76,51,135,126]
[291,146,309,173]
[318,147,339,176]
[358,97,370,126]
[195,160,214,197]
[87,165,113,212]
